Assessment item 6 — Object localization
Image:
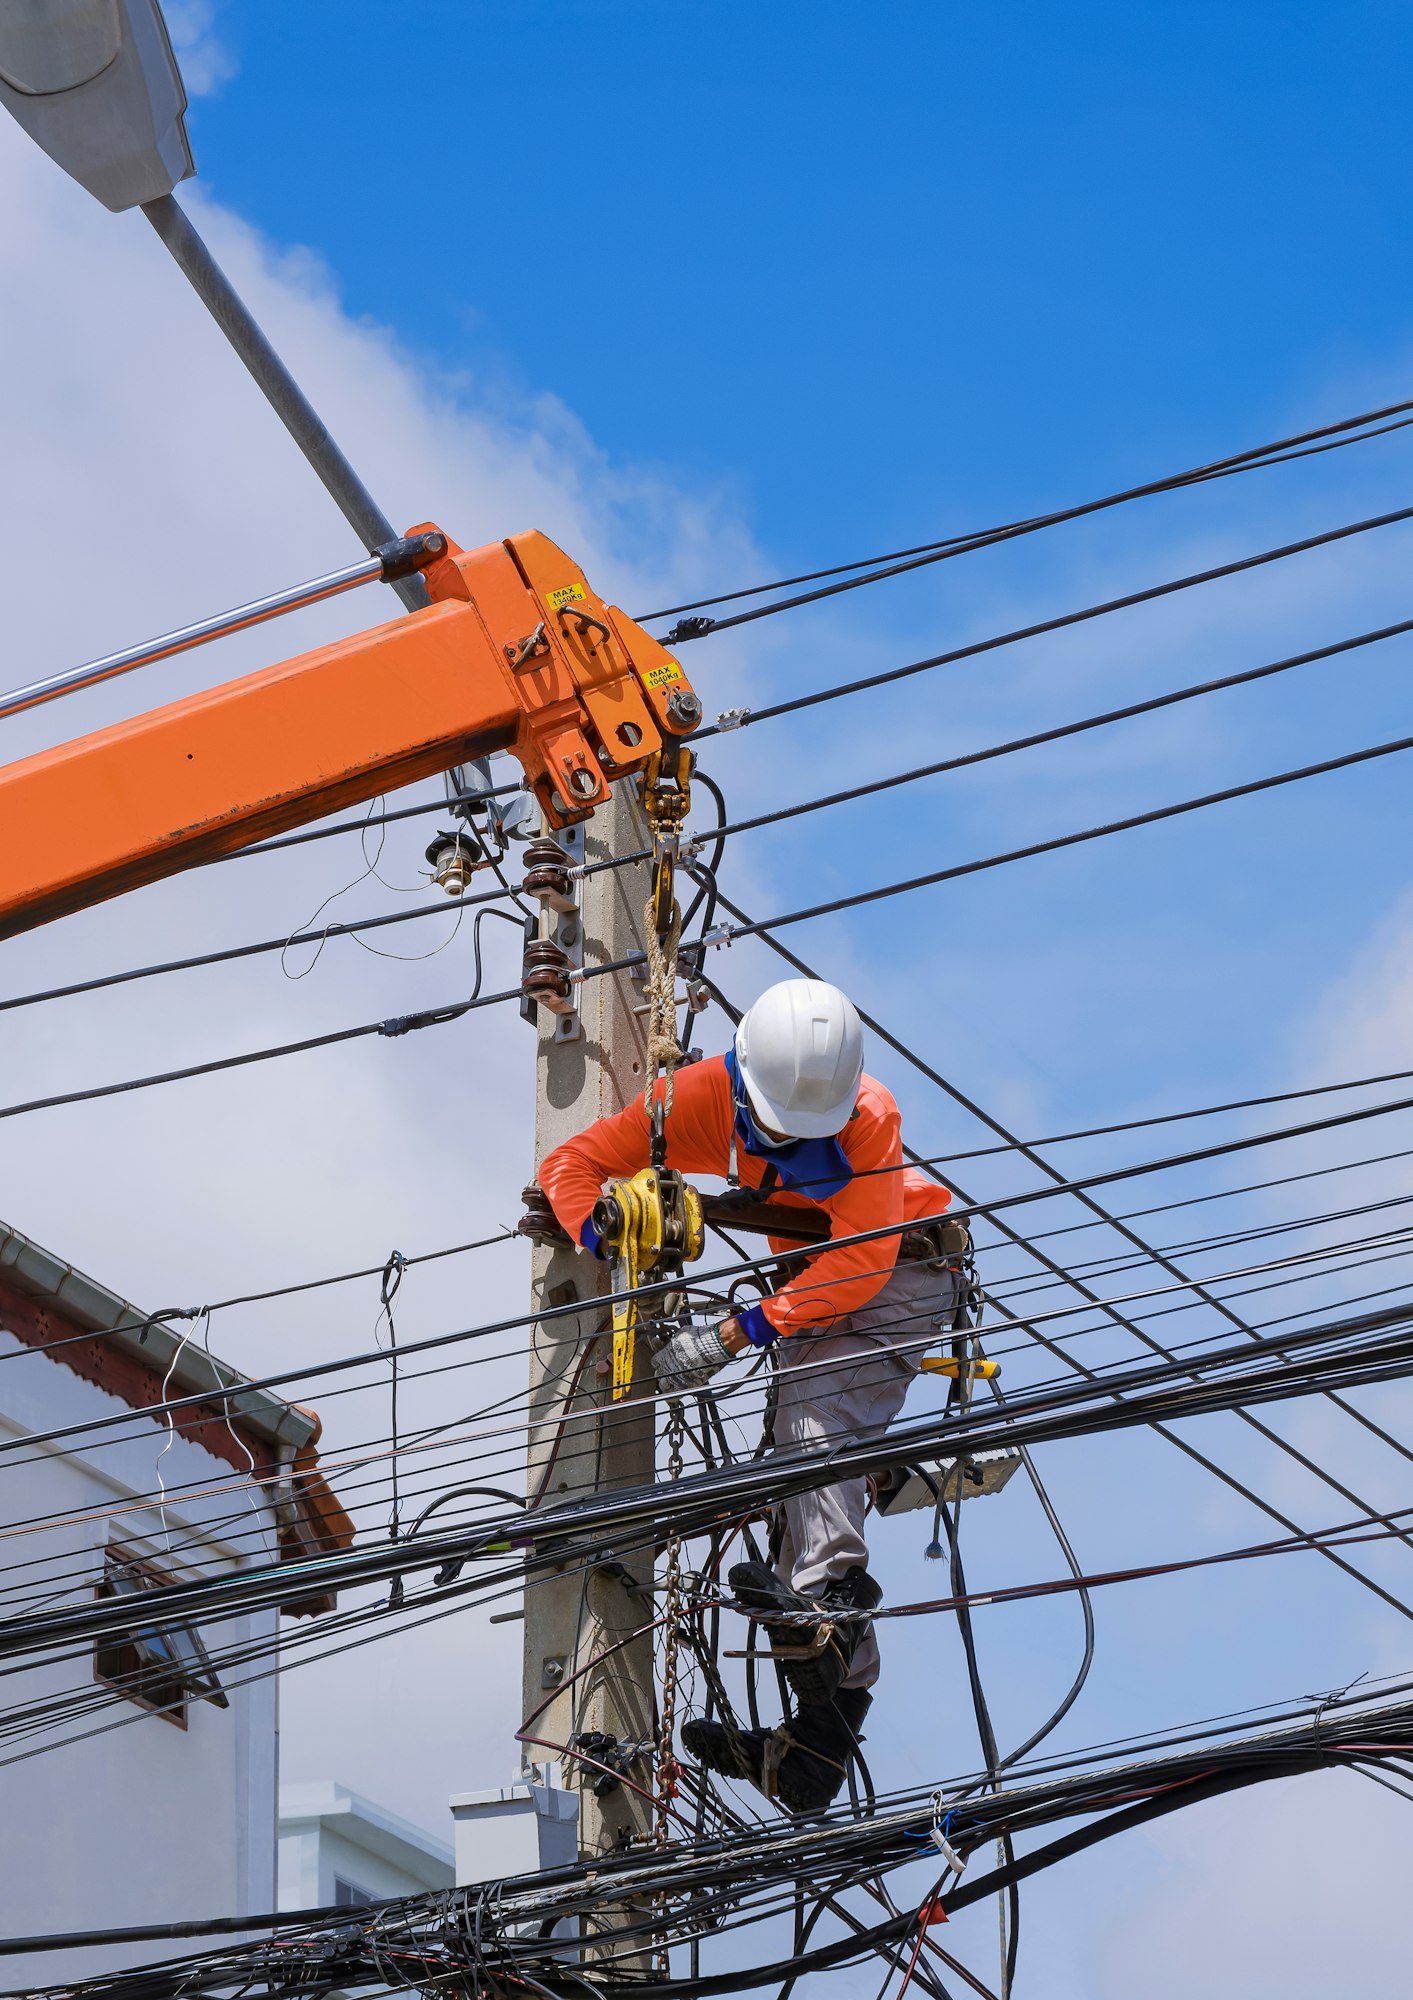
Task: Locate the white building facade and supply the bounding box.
[0,1221,351,1990]
[279,1782,455,1911]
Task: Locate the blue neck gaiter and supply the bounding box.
[723,1046,854,1199]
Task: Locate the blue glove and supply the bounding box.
[737,1301,780,1349]
[580,1216,608,1259]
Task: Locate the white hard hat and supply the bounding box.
[734,979,865,1139]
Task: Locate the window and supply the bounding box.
[334,1879,372,1908]
[94,1545,228,1725]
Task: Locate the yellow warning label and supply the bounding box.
[547,582,586,610]
[645,659,685,688]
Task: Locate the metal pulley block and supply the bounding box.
[592,1167,705,1401]
[424,827,484,896]
[638,742,695,832]
[521,936,576,1016]
[638,743,696,939]
[521,837,577,913]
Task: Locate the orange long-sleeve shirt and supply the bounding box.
[537,1055,951,1335]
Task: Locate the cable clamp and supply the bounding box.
[715,705,751,731]
[664,615,716,645]
[701,924,738,950]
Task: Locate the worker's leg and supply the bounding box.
[773,1260,961,1689]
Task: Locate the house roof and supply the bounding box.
[0,1219,354,1616]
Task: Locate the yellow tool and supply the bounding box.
[591,1167,705,1400]
[920,1356,1000,1380]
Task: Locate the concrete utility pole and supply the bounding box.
[524,782,657,1860]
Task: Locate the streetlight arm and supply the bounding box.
[141,194,428,611]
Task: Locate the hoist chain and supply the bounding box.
[654,1401,686,1853]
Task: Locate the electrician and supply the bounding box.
[537,978,962,1814]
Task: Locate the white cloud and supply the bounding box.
[162,1,237,99]
[0,112,764,1834]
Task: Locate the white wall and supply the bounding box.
[0,1331,282,1988]
[278,1781,454,1910]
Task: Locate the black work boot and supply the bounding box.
[680,1714,773,1786]
[776,1688,873,1814]
[729,1560,883,1708]
[682,1690,872,1817]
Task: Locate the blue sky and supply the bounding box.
[195,0,1413,558]
[3,3,1413,1992]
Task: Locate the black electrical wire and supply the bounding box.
[705,610,1413,844]
[699,722,1413,947]
[14,596,1411,1035]
[0,883,523,1016]
[696,859,1413,1479]
[20,1682,1413,1997]
[202,779,525,867]
[14,1079,1413,1464]
[700,906,1413,1614]
[689,499,1413,730]
[12,704,1413,1134]
[13,1218,1398,1603]
[13,1230,1402,1630]
[15,1294,1413,1659]
[638,393,1413,624]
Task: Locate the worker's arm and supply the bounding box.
[538,1063,730,1246]
[538,1096,653,1245]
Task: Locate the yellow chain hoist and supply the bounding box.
[591,1167,705,1400]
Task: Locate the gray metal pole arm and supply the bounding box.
[142,193,428,612]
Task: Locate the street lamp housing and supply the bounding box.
[0,0,193,211]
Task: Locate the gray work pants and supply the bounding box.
[772,1259,961,1691]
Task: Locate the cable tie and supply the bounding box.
[137,1305,205,1344]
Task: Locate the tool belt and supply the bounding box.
[897,1217,973,1266]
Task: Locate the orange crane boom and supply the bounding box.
[0,527,700,940]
